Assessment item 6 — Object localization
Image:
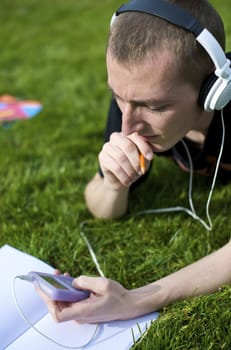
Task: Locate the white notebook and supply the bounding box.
[0,244,159,349]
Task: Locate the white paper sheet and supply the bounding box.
[0,245,159,350]
[0,244,54,349]
[6,312,157,350]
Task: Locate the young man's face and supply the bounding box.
[106,49,211,152]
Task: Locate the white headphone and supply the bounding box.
[110,0,231,111]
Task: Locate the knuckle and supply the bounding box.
[101,278,112,293]
[110,132,120,142]
[118,152,128,163]
[125,141,136,154]
[99,144,108,159]
[113,163,122,174]
[76,275,85,284]
[51,308,62,323]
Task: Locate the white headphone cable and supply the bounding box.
[12,111,225,349]
[134,109,225,231]
[79,110,226,288]
[80,221,105,278]
[12,276,99,349]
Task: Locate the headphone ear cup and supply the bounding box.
[199,53,231,111]
[110,12,117,27]
[198,73,217,110]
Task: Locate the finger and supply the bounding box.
[128,133,154,160]
[110,132,153,175]
[54,269,61,275]
[110,132,142,169]
[35,286,55,306]
[35,287,70,322]
[54,270,70,277]
[73,276,110,295]
[100,147,139,186]
[99,138,142,184]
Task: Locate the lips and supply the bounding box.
[141,135,159,144]
[140,135,163,152]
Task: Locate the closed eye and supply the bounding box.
[143,103,168,113]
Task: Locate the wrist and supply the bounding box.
[103,177,130,192]
[85,174,130,219]
[125,282,170,318]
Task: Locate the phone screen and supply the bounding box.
[41,275,69,290]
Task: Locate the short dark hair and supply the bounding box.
[107,0,225,89]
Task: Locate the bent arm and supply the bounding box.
[84,132,153,219]
[84,173,129,219]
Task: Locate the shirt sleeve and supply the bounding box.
[98,98,122,177]
[103,97,122,142]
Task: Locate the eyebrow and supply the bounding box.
[107,84,170,106]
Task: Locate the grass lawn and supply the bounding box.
[0,0,231,349]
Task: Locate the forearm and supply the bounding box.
[129,240,231,317]
[84,173,129,219]
[38,241,231,324]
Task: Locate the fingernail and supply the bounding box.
[146,152,153,160]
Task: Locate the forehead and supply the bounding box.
[106,49,185,102]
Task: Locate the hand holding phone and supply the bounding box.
[18,271,90,302]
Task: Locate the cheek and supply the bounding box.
[165,120,188,140]
[162,111,190,131]
[147,114,175,134]
[149,114,189,144]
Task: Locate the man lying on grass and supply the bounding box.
[37,0,231,323]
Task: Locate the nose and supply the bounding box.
[121,102,142,136]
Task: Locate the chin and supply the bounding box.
[150,144,172,153]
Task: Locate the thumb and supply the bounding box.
[73,275,107,294]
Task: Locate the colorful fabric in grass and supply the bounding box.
[0,94,42,124]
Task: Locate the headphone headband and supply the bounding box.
[115,0,229,71]
[116,0,204,35]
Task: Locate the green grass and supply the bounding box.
[1,0,231,349]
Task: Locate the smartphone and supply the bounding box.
[19,271,90,302]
